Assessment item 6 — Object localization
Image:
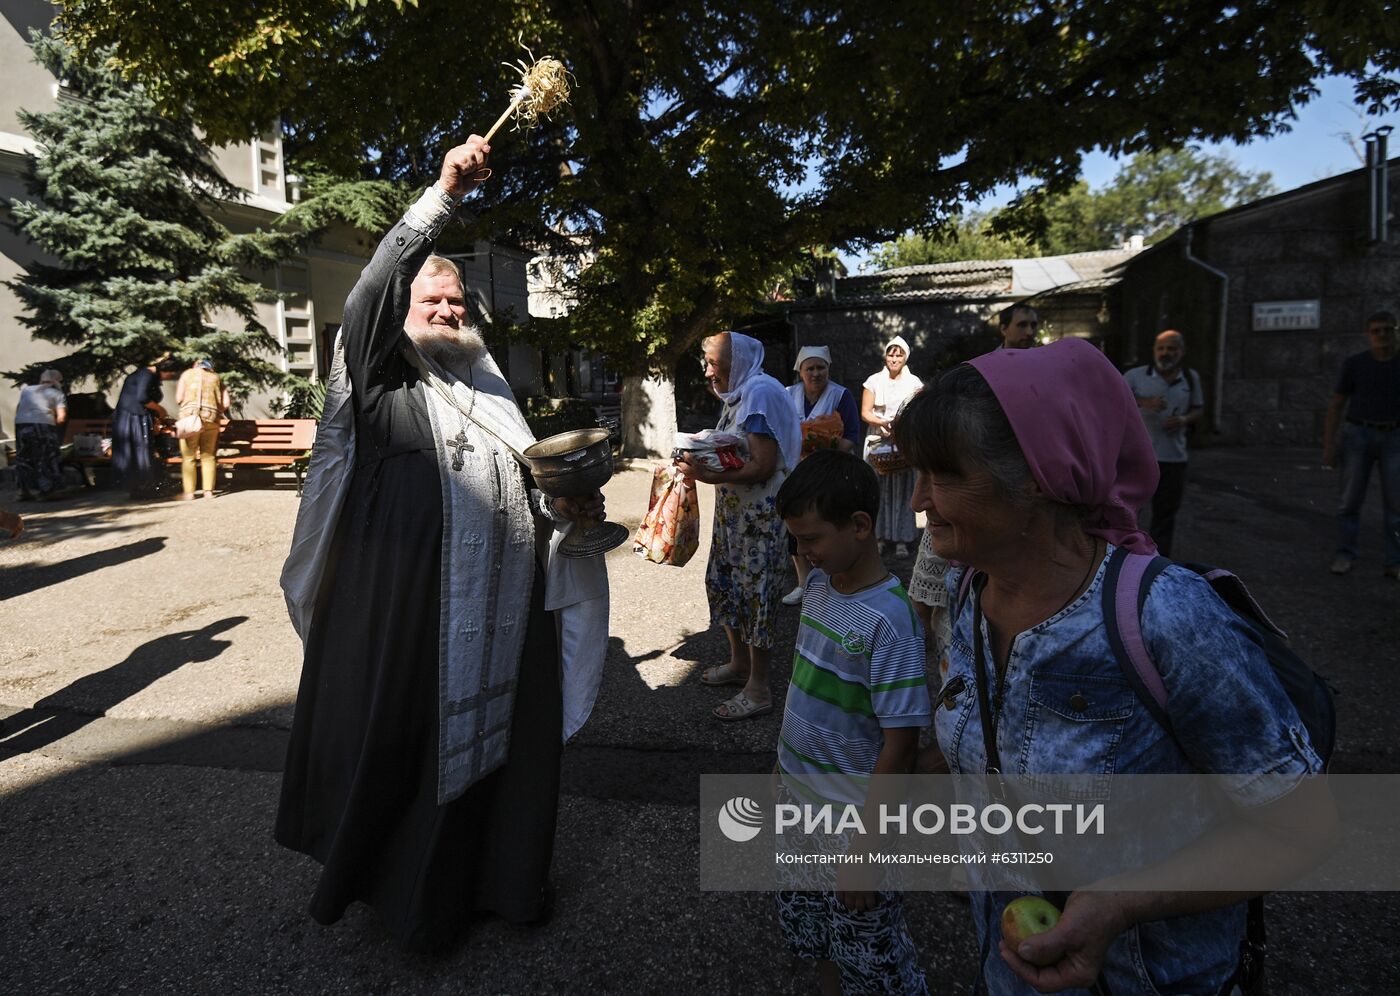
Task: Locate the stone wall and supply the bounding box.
[1117,165,1400,446]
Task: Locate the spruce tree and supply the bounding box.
[4,32,295,403]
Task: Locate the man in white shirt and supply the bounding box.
[1123,330,1205,556]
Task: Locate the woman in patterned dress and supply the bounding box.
[676,331,801,721]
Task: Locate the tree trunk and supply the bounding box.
[620,370,677,459]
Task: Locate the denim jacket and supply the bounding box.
[938,548,1323,995]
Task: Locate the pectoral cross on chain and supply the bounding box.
[447,429,473,471]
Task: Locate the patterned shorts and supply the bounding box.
[775,889,928,996]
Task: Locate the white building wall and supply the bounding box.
[0,1,58,136]
[208,144,257,195]
[0,170,50,435]
[0,10,537,437]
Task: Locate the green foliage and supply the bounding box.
[878,149,1276,267]
[4,32,298,402]
[1032,182,1104,257]
[278,376,328,420]
[56,0,1400,368]
[1082,149,1275,249]
[1010,148,1278,254]
[763,247,843,301]
[279,171,416,238]
[872,212,1040,268]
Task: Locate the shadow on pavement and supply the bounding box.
[559,634,783,808]
[1,673,1395,993]
[1,448,1397,992]
[0,616,246,755]
[1,536,168,600]
[3,488,166,544]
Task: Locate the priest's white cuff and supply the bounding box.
[404,183,460,239]
[532,488,570,523]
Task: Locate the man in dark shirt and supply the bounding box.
[1323,311,1400,577]
[997,304,1040,350]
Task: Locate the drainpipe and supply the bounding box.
[1379,127,1390,243]
[1363,125,1392,243]
[1182,225,1229,432]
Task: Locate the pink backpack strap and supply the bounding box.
[953,564,977,618]
[1101,548,1172,725]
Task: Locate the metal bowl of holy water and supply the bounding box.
[523,427,630,557]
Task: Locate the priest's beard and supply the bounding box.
[407,322,486,371]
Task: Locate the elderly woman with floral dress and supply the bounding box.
[677,331,801,721]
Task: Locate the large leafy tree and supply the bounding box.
[5,33,296,402]
[877,148,1277,267]
[872,211,1040,269]
[1059,148,1277,251]
[54,1,1400,376]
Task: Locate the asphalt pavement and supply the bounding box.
[1,447,1396,994]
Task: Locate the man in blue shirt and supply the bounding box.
[1323,310,1400,577]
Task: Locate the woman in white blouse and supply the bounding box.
[861,336,923,558]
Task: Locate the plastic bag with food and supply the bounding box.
[672,430,747,472]
[799,413,845,457]
[633,465,701,567]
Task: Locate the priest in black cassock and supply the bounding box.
[275,137,610,949]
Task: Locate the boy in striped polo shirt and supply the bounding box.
[774,449,931,995]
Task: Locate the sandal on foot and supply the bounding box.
[713,692,772,722]
[700,663,748,687]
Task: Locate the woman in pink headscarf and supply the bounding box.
[895,338,1330,995]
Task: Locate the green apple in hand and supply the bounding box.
[1001,895,1061,964]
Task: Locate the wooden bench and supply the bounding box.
[62,417,318,494]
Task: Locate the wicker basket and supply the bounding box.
[868,442,908,475]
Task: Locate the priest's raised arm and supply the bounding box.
[338,137,492,387]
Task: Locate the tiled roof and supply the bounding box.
[875,258,1011,278]
[815,247,1140,307]
[1032,275,1124,295]
[789,286,1011,309]
[868,248,1136,280]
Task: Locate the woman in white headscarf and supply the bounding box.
[861,336,923,557]
[780,345,863,606]
[677,331,801,722]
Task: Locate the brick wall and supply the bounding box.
[1117,166,1400,446]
